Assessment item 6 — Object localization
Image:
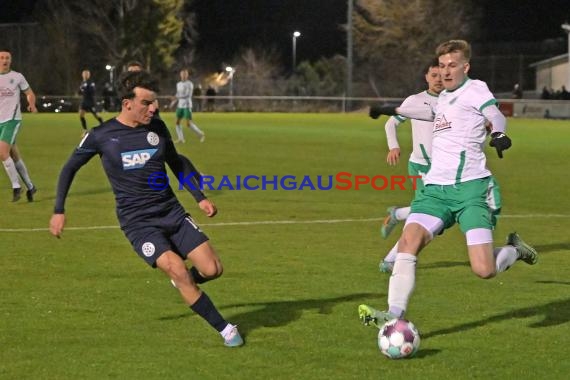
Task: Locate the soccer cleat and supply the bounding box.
[379,260,394,274]
[507,232,538,265]
[358,304,397,328]
[223,324,244,347]
[199,134,205,143]
[380,206,399,239]
[12,187,22,202]
[173,139,186,144]
[26,186,37,202]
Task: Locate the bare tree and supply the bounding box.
[353,0,481,96]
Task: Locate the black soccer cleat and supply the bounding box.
[12,187,22,202]
[26,186,37,202]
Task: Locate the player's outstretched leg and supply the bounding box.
[381,206,400,239]
[358,304,397,328]
[507,232,538,265]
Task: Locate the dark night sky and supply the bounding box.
[2,0,570,65]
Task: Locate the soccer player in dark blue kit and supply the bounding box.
[78,69,104,133]
[49,70,244,347]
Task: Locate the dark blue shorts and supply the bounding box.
[123,212,209,268]
[80,102,96,112]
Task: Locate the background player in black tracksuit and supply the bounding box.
[50,70,244,347]
[78,69,104,132]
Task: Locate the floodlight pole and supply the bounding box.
[346,0,353,111]
[292,31,301,71]
[225,66,236,110]
[563,23,570,89]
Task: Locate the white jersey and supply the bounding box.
[425,79,497,185]
[388,90,438,166]
[0,70,30,122]
[176,80,194,109]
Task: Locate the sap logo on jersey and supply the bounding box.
[121,149,158,170]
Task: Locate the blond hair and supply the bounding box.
[435,40,471,61]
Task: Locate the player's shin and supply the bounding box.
[494,246,518,272]
[387,253,417,318]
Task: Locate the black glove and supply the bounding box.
[489,132,512,158]
[369,104,397,119]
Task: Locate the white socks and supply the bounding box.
[14,159,34,190]
[383,242,398,263]
[3,157,21,188]
[388,252,417,317]
[220,323,236,338]
[189,122,205,138]
[175,125,185,141]
[494,246,518,273]
[395,206,411,221]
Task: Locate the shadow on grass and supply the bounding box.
[158,292,378,335]
[532,242,570,254]
[223,292,379,335]
[412,349,441,359]
[423,297,570,340]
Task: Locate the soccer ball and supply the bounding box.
[378,318,420,359]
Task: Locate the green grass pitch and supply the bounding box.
[1,112,569,379]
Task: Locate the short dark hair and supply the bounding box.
[126,61,144,69]
[0,47,12,54]
[116,71,159,101]
[424,57,440,74]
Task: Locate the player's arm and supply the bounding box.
[22,87,37,113]
[50,137,98,238]
[482,104,511,158]
[384,116,404,166]
[370,103,434,122]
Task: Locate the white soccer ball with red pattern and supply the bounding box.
[378,318,420,359]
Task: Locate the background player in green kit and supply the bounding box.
[0,47,38,202]
[172,68,205,143]
[371,58,443,272]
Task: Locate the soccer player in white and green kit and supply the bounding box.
[172,69,205,143]
[359,40,538,326]
[0,47,38,202]
[371,58,443,272]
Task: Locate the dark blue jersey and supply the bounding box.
[54,117,205,228]
[79,80,96,105]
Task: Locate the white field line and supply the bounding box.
[0,214,569,233]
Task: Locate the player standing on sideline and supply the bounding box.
[0,47,38,202]
[78,69,104,134]
[359,40,538,326]
[371,58,443,272]
[172,68,205,143]
[49,71,243,347]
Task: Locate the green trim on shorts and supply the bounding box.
[175,107,192,120]
[0,119,21,145]
[408,161,429,197]
[411,176,501,233]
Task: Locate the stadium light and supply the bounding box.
[105,64,116,85]
[225,66,236,110]
[292,31,301,71]
[562,23,570,89]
